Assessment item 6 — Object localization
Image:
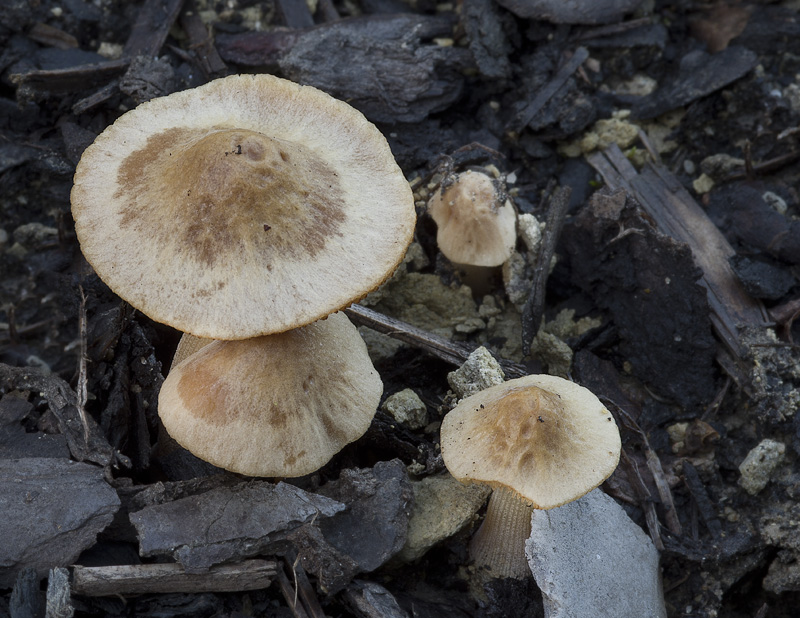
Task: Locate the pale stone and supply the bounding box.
[518,213,543,255]
[526,489,667,618]
[738,439,786,495]
[397,474,490,562]
[502,250,531,310]
[529,331,573,378]
[382,389,428,430]
[447,346,505,400]
[699,153,744,180]
[692,173,715,194]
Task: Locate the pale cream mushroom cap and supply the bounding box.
[72,74,415,339]
[428,170,517,267]
[157,312,382,477]
[440,374,621,509]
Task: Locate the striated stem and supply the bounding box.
[170,333,214,371]
[469,486,533,579]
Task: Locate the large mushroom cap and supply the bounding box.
[428,170,517,267]
[158,312,382,477]
[440,374,621,509]
[72,74,415,339]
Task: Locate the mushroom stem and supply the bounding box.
[454,263,501,299]
[170,333,214,371]
[470,486,533,579]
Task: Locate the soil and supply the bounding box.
[1,0,800,617]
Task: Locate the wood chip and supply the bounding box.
[72,561,277,596]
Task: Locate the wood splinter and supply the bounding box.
[71,560,278,597]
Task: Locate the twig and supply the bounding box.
[606,398,682,537]
[700,376,731,422]
[507,47,590,133]
[72,561,277,596]
[292,558,327,618]
[77,285,90,444]
[277,561,309,618]
[122,0,186,57]
[720,149,800,182]
[521,185,572,356]
[569,16,654,42]
[179,0,228,78]
[316,0,340,22]
[344,304,527,378]
[682,461,722,539]
[619,448,663,551]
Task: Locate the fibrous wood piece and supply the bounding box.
[0,364,116,465]
[585,145,768,360]
[682,461,723,539]
[71,561,277,596]
[45,568,74,618]
[521,184,571,355]
[179,2,227,77]
[123,0,186,57]
[11,60,129,95]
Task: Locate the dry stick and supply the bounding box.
[72,561,278,596]
[180,0,228,77]
[570,16,654,42]
[316,0,340,22]
[520,185,572,357]
[123,0,186,57]
[292,559,327,618]
[607,398,682,538]
[619,448,663,551]
[508,47,590,133]
[10,59,129,94]
[276,563,310,618]
[721,149,800,182]
[344,304,527,378]
[681,461,722,539]
[61,0,183,111]
[77,285,90,444]
[0,317,52,342]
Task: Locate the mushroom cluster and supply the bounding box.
[71,74,416,476]
[440,374,621,578]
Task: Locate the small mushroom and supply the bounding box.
[427,169,517,268]
[71,74,415,340]
[158,312,382,477]
[440,374,621,579]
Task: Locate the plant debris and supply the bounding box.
[3,0,800,615]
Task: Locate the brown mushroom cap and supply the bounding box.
[157,312,382,477]
[428,170,517,267]
[440,374,620,509]
[72,74,415,339]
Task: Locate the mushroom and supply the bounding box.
[71,73,415,340]
[169,332,213,371]
[157,312,382,477]
[427,169,517,295]
[440,374,621,579]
